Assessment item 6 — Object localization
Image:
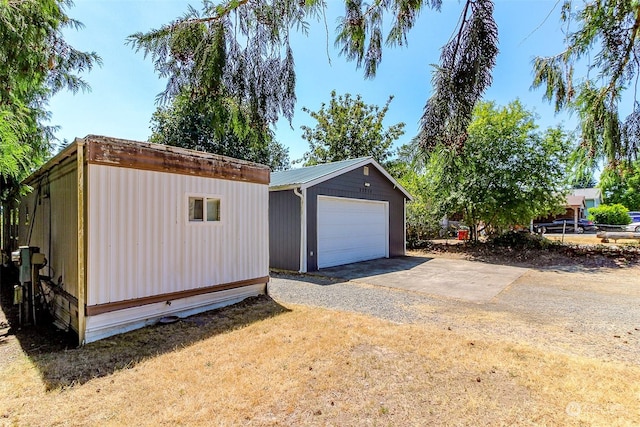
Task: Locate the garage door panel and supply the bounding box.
[317,196,388,268]
[319,224,386,239]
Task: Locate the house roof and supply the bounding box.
[566,195,586,207]
[270,157,412,200]
[571,187,601,200]
[270,157,367,187]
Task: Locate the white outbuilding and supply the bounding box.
[15,135,270,344]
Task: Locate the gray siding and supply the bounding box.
[306,165,406,271]
[269,189,301,270]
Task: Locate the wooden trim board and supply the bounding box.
[84,135,270,185]
[86,276,269,316]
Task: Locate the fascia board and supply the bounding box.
[300,158,414,201]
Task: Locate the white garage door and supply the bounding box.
[317,196,389,269]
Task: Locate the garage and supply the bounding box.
[269,157,411,272]
[317,196,389,268]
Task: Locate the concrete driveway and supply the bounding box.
[315,256,528,303]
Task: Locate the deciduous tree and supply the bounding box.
[599,161,640,210]
[299,91,405,165]
[149,91,290,170]
[423,100,571,240]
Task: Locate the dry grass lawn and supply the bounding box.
[1,296,638,426]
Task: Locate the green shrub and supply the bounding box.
[588,204,631,225]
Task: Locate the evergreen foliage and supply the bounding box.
[0,0,100,201]
[129,0,498,159]
[532,0,640,170]
[128,1,317,165]
[130,0,640,174]
[417,0,498,151]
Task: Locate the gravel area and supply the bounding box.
[268,273,441,324]
[268,265,640,365]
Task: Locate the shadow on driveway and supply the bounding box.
[315,255,528,303]
[318,256,433,280]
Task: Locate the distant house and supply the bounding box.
[564,194,587,222]
[571,188,602,214]
[13,135,270,344]
[534,194,586,233]
[269,157,412,272]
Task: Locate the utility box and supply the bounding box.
[12,246,41,282]
[10,246,45,325]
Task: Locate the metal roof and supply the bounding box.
[270,157,370,187]
[270,157,412,200]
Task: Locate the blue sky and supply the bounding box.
[50,0,576,162]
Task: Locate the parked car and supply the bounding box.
[534,219,596,234]
[625,221,640,232]
[628,211,640,222]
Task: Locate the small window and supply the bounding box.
[206,198,220,221]
[189,197,204,221]
[189,196,221,222]
[363,166,369,176]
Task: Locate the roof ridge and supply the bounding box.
[272,156,372,174]
[270,157,373,187]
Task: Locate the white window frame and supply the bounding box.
[186,193,223,225]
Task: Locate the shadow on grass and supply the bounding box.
[0,279,290,390]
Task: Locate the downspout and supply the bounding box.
[293,187,307,273]
[403,198,407,255]
[76,140,86,346]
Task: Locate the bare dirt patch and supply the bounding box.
[413,235,640,269]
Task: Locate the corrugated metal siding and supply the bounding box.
[87,164,268,306]
[306,165,405,271]
[268,189,301,270]
[16,157,80,333]
[18,157,79,298]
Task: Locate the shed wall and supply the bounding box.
[306,165,405,271]
[18,156,80,332]
[268,189,301,271]
[86,164,269,307]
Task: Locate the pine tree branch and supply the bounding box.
[606,5,640,100]
[450,0,471,64]
[167,0,252,30]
